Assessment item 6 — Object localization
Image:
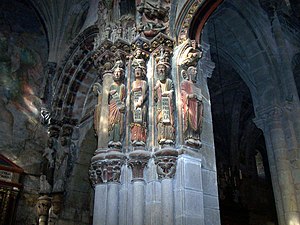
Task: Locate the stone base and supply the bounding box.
[92,151,220,225]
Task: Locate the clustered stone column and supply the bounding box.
[88,0,209,224]
[254,107,300,225]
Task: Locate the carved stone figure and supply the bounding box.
[40,107,51,125]
[130,58,148,146]
[136,0,170,37]
[180,66,203,147]
[93,82,102,135]
[108,61,126,148]
[179,40,202,67]
[52,125,73,193]
[154,50,175,145]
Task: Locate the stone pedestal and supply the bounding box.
[90,150,126,225]
[174,154,204,225]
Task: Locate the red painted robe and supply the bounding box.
[180,80,203,133]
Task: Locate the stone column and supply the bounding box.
[36,195,51,225]
[96,70,113,149]
[254,107,300,225]
[90,151,125,225]
[154,149,178,225]
[107,182,119,225]
[128,151,150,225]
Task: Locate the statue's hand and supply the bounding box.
[188,94,196,99]
[110,90,117,95]
[119,104,125,112]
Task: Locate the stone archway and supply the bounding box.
[188,1,300,224]
[207,53,278,224]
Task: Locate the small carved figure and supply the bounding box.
[131,25,137,41]
[104,25,112,40]
[154,50,175,145]
[180,66,203,147]
[116,24,123,39]
[130,58,148,146]
[40,107,51,125]
[53,135,70,192]
[108,61,126,148]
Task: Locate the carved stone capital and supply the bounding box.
[36,195,51,218]
[179,39,202,69]
[47,193,63,225]
[128,150,151,180]
[90,151,126,186]
[154,148,178,179]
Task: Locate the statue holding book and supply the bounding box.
[108,61,126,148]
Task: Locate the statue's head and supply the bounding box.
[156,48,171,82]
[187,66,197,82]
[113,67,124,82]
[156,64,169,82]
[134,66,144,79]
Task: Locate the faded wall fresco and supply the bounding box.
[0,0,49,224]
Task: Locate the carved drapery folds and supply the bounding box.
[38,118,75,223]
[154,48,175,146]
[108,60,126,149]
[130,55,148,147]
[179,40,204,148]
[53,124,73,193]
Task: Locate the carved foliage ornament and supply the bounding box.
[128,159,149,180]
[89,159,124,186]
[155,155,177,179]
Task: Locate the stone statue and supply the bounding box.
[108,60,126,148]
[93,82,102,136]
[154,50,175,145]
[53,135,69,192]
[136,0,169,37]
[180,66,203,147]
[130,58,148,146]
